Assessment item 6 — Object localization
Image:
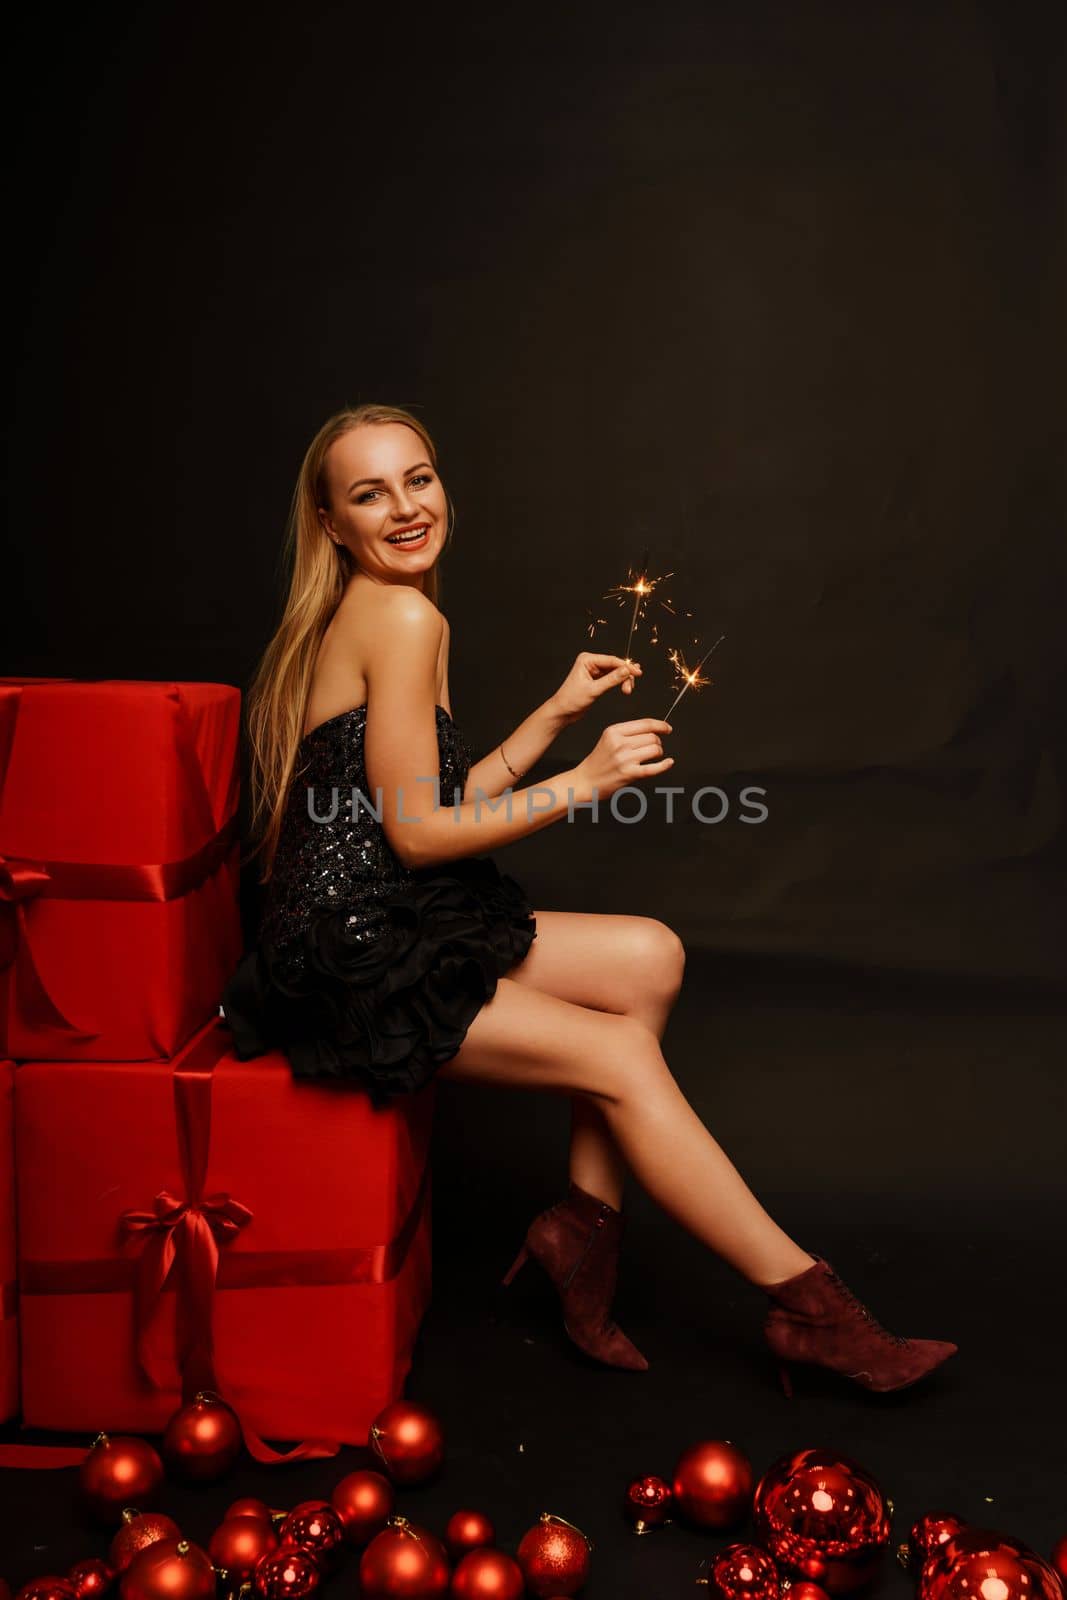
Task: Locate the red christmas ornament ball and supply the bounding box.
[1049,1539,1067,1585]
[209,1515,280,1579]
[753,1449,891,1595]
[784,1585,829,1600]
[251,1551,321,1600]
[445,1510,496,1560]
[707,1544,781,1600]
[902,1515,967,1572]
[16,1584,77,1600]
[360,1517,451,1600]
[516,1515,592,1599]
[119,1540,215,1600]
[67,1563,115,1600]
[370,1400,445,1485]
[227,1497,275,1522]
[331,1470,396,1547]
[918,1528,1064,1600]
[278,1502,345,1573]
[623,1475,673,1532]
[673,1441,754,1530]
[162,1391,243,1482]
[109,1512,183,1575]
[80,1436,164,1525]
[451,1549,524,1600]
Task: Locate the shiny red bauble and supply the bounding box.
[445,1510,497,1561]
[331,1470,396,1547]
[1049,1538,1067,1585]
[226,1496,275,1522]
[370,1400,445,1485]
[119,1540,215,1600]
[251,1551,321,1600]
[919,1528,1064,1600]
[706,1543,781,1600]
[516,1515,592,1599]
[162,1391,243,1482]
[783,1584,830,1600]
[80,1435,165,1525]
[360,1517,451,1600]
[278,1501,345,1573]
[109,1512,183,1575]
[67,1563,115,1600]
[209,1515,280,1578]
[450,1548,524,1600]
[15,1583,77,1600]
[672,1441,754,1530]
[902,1514,968,1572]
[753,1449,890,1595]
[623,1475,673,1533]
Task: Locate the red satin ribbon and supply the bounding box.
[3,1023,435,1469]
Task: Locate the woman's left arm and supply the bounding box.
[462,652,642,800]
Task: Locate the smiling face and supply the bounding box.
[318,421,448,586]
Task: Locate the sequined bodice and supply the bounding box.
[259,704,473,969]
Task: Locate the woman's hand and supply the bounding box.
[571,717,674,802]
[548,652,642,724]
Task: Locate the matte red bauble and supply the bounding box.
[369,1400,445,1485]
[251,1551,321,1600]
[15,1583,77,1600]
[278,1502,345,1573]
[901,1515,967,1572]
[516,1515,592,1598]
[67,1562,115,1600]
[623,1475,673,1533]
[360,1517,451,1600]
[227,1497,275,1523]
[706,1543,781,1600]
[673,1441,754,1530]
[209,1515,280,1578]
[445,1510,496,1561]
[119,1540,215,1600]
[918,1528,1064,1600]
[162,1391,243,1482]
[109,1512,183,1575]
[450,1549,524,1600]
[752,1449,890,1595]
[1051,1538,1067,1584]
[80,1435,164,1525]
[331,1471,396,1547]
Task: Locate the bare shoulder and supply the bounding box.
[331,581,443,648]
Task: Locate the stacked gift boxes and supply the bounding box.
[0,678,433,1447]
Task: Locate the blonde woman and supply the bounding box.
[222,403,957,1394]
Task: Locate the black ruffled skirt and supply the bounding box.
[221,856,537,1107]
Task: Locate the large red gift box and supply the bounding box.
[0,678,242,1060]
[15,1019,434,1449]
[1,1059,16,1422]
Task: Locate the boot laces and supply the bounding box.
[827,1268,910,1347]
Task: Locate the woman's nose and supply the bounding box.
[390,483,418,517]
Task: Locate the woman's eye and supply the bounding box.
[356,491,379,503]
[410,474,432,487]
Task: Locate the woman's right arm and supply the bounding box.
[359,590,675,870]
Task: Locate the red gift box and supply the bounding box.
[1,1059,16,1422]
[0,678,242,1060]
[14,1019,434,1451]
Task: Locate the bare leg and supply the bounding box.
[506,910,689,1210]
[437,976,814,1288]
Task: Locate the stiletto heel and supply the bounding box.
[777,1360,794,1399]
[501,1242,531,1287]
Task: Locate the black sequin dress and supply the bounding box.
[221,704,537,1105]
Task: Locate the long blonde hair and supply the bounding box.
[244,403,453,882]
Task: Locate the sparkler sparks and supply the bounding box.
[663,635,726,720]
[603,549,675,662]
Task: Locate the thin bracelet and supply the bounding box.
[499,741,523,780]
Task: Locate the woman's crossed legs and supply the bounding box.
[436,909,813,1287]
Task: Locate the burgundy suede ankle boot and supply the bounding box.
[764,1255,958,1394]
[501,1181,649,1371]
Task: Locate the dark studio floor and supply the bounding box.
[2,951,1065,1588]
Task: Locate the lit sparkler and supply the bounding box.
[662,634,725,720]
[603,549,675,662]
